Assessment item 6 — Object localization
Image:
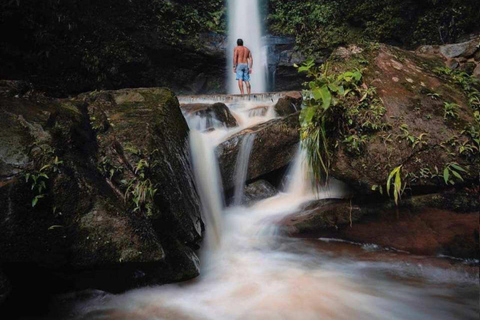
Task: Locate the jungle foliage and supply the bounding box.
[297,58,387,184]
[268,0,480,57]
[0,0,225,95]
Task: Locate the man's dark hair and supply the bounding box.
[237,39,243,46]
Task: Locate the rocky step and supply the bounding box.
[281,191,479,259]
[216,112,300,191]
[178,91,302,106]
[181,102,238,128]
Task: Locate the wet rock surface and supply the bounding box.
[273,91,303,116]
[0,87,203,300]
[243,180,278,206]
[217,112,300,191]
[181,102,238,128]
[282,191,479,259]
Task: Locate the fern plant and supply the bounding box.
[386,165,404,205]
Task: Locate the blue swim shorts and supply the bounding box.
[236,64,250,82]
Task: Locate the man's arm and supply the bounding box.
[248,51,253,72]
[233,47,238,70]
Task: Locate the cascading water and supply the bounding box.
[67,95,479,320]
[58,5,479,320]
[227,0,267,94]
[233,133,257,206]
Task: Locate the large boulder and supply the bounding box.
[216,113,300,191]
[274,91,303,116]
[282,190,479,259]
[417,38,480,60]
[0,87,203,297]
[181,102,238,129]
[438,39,479,59]
[328,44,480,193]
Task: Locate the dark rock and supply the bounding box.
[182,102,238,129]
[328,44,480,194]
[474,64,480,80]
[332,45,364,60]
[439,38,480,59]
[0,87,203,295]
[474,50,480,62]
[264,35,306,91]
[282,190,479,259]
[243,180,278,206]
[274,91,302,116]
[416,45,440,56]
[217,112,300,191]
[446,58,459,70]
[0,269,10,306]
[0,80,32,97]
[188,73,208,94]
[459,61,477,74]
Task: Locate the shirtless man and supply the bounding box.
[233,39,253,95]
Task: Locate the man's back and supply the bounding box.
[235,46,251,64]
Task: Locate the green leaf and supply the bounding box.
[443,168,450,184]
[48,225,63,230]
[328,83,339,92]
[451,170,464,181]
[320,86,332,110]
[450,164,466,172]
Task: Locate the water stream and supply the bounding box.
[227,0,267,94]
[56,3,478,319]
[66,96,479,320]
[233,133,257,206]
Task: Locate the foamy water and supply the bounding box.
[64,97,479,320]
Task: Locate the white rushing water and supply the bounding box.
[68,96,479,320]
[227,0,267,94]
[233,133,257,206]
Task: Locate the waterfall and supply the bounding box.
[227,0,267,94]
[233,133,256,205]
[188,127,225,251]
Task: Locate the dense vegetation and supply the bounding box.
[297,45,480,203]
[269,0,480,57]
[1,0,479,95]
[0,0,225,95]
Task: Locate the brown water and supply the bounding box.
[61,195,479,320]
[53,97,478,320]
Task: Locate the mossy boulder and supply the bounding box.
[0,87,203,299]
[327,44,480,194]
[81,88,203,248]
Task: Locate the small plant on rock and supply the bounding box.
[25,156,63,207]
[386,165,404,205]
[443,102,459,120]
[443,162,466,185]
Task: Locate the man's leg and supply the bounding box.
[238,79,244,95]
[246,81,251,95]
